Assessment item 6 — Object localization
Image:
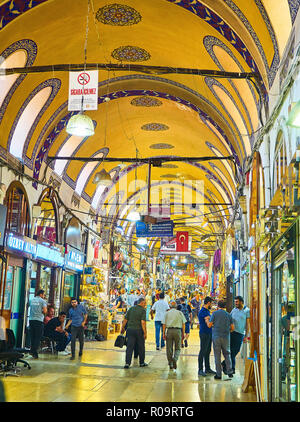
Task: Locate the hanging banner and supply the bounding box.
[160,236,192,255]
[176,231,189,252]
[68,70,98,111]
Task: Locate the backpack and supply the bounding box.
[179,303,190,321]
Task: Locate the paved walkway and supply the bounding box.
[1,322,256,402]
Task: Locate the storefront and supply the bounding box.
[61,244,85,312]
[3,231,65,347]
[0,182,30,346]
[265,222,298,402]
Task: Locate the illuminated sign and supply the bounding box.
[65,245,85,272]
[5,232,64,267]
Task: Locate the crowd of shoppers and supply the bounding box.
[25,284,250,382]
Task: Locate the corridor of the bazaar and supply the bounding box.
[0,0,299,406]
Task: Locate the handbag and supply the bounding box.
[114,334,126,348]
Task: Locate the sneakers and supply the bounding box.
[184,339,188,347]
[205,369,216,375]
[198,370,206,377]
[140,362,148,367]
[214,375,222,380]
[58,350,69,356]
[124,364,130,369]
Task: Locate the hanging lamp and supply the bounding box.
[92,168,112,186]
[66,113,95,137]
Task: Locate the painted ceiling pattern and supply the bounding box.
[0,0,299,255]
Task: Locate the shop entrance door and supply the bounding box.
[272,245,296,401]
[10,267,24,346]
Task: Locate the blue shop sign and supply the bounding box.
[136,220,174,238]
[65,246,84,272]
[5,232,64,267]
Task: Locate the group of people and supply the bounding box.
[28,289,88,360]
[118,287,250,380]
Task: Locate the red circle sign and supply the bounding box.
[77,72,90,85]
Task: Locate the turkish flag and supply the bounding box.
[176,231,189,252]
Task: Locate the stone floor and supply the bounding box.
[1,321,256,402]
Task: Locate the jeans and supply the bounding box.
[212,336,232,377]
[198,332,212,371]
[70,326,84,356]
[166,328,181,365]
[155,321,165,348]
[125,328,145,365]
[47,331,71,352]
[230,331,244,371]
[29,320,44,357]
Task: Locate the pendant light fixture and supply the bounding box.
[92,168,112,186]
[66,0,94,137]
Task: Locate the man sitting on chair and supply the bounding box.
[44,312,71,355]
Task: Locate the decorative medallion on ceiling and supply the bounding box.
[111,46,150,62]
[96,3,141,26]
[131,96,162,107]
[142,123,169,131]
[149,143,174,149]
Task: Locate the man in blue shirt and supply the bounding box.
[65,298,87,360]
[207,300,234,380]
[197,297,216,376]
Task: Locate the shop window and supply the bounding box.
[5,184,30,236]
[33,190,58,243]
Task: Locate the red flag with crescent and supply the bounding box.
[176,231,189,252]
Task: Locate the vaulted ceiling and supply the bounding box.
[0,0,298,256]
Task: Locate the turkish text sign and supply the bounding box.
[68,70,98,111]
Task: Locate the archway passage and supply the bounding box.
[0,0,296,255]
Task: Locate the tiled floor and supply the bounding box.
[1,322,257,402]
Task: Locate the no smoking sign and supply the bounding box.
[77,72,90,85]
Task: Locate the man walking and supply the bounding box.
[177,297,192,347]
[151,292,169,350]
[206,300,234,380]
[65,298,87,360]
[198,297,216,376]
[162,300,186,370]
[222,296,250,374]
[29,289,47,359]
[190,292,201,329]
[121,297,148,369]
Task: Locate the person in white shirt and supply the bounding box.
[164,290,171,304]
[151,292,170,350]
[162,300,186,370]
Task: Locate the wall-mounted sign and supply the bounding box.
[136,221,173,238]
[65,244,85,272]
[5,232,64,266]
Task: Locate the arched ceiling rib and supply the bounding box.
[0,0,297,256]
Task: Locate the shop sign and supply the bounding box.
[5,232,64,266]
[160,236,191,255]
[65,245,85,272]
[136,220,174,238]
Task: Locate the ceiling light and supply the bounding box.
[287,101,300,127]
[196,248,203,256]
[127,211,141,222]
[66,112,95,137]
[137,238,147,246]
[92,169,112,186]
